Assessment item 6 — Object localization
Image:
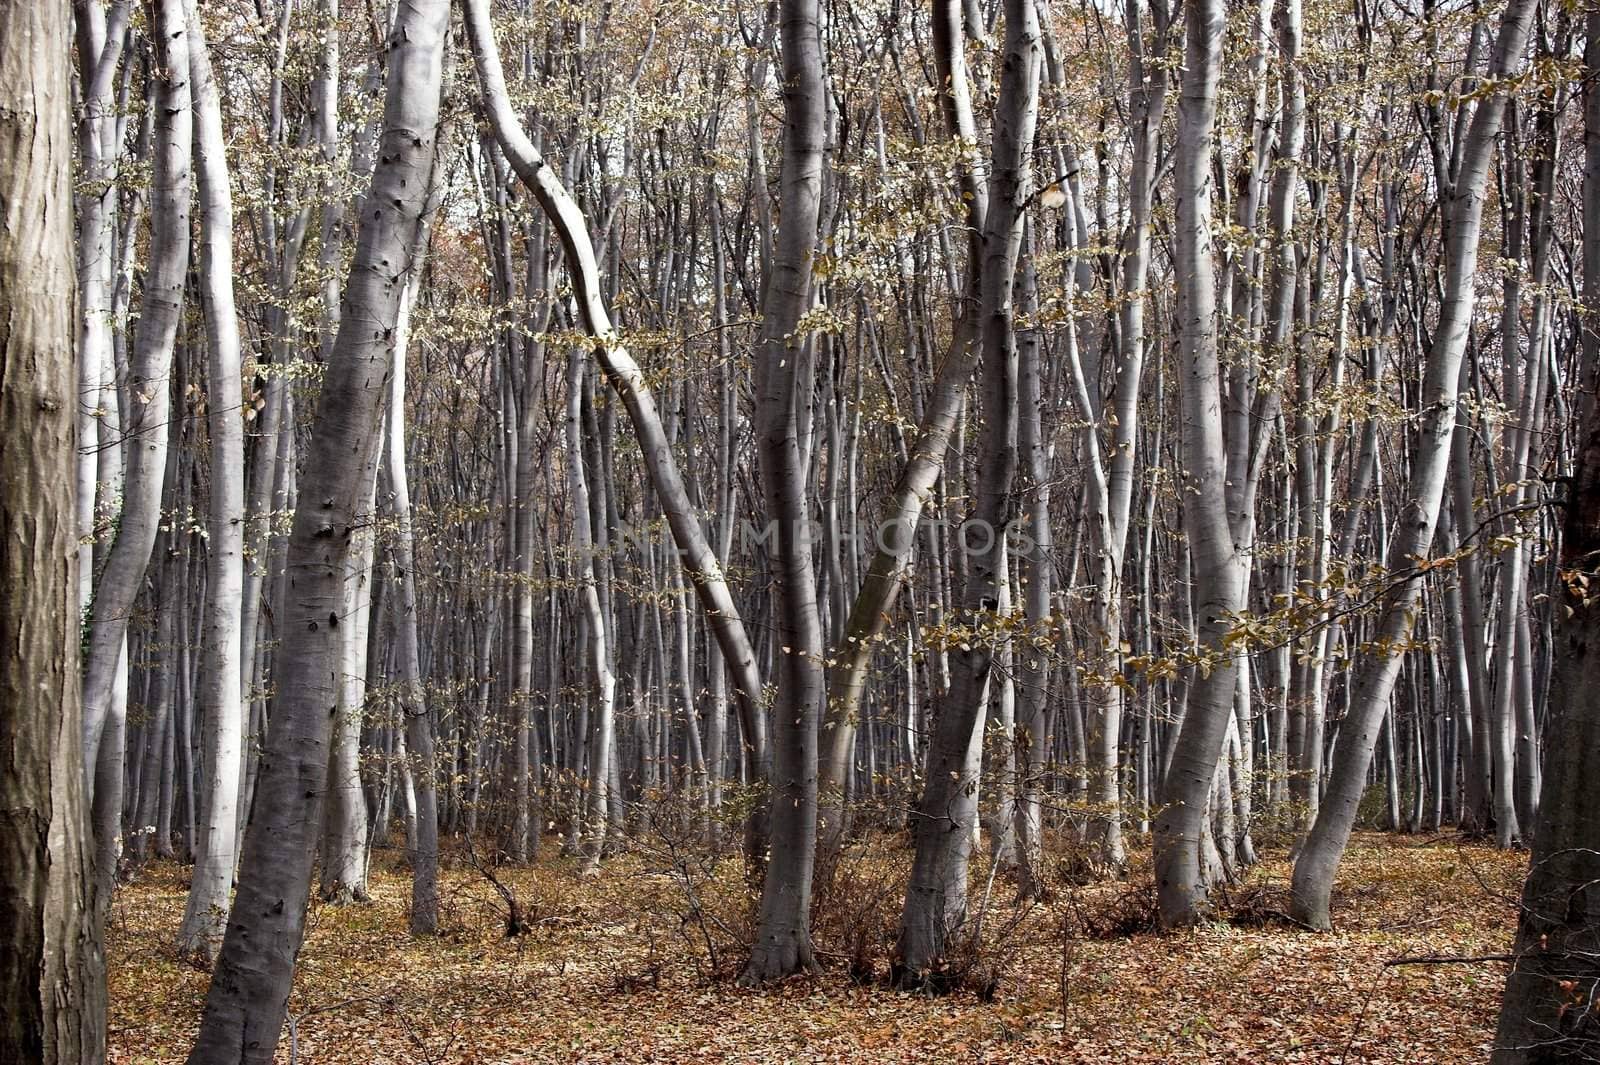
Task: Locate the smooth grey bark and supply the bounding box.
[1449,373,1499,834]
[0,0,106,1054]
[1152,0,1245,929]
[72,0,131,614]
[1288,0,1536,929]
[176,0,247,961]
[184,2,450,1058]
[569,351,618,875]
[81,0,190,917]
[320,468,375,902]
[130,528,180,866]
[385,274,439,935]
[738,0,829,986]
[1077,0,1172,871]
[815,0,989,863]
[1501,85,1559,838]
[1012,247,1052,899]
[896,0,1039,984]
[240,0,337,735]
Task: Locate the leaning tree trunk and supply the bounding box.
[815,0,988,865]
[184,3,450,1060]
[72,0,131,615]
[176,0,247,962]
[0,0,106,1056]
[895,0,1040,985]
[1288,0,1536,930]
[738,0,829,987]
[463,0,768,772]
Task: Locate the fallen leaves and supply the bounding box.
[106,833,1521,1063]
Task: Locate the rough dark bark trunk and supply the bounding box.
[1492,355,1600,1063]
[0,1,106,1055]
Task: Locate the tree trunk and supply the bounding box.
[385,275,439,935]
[570,352,618,876]
[80,0,191,907]
[0,0,106,1054]
[1493,306,1600,1064]
[176,0,247,961]
[184,3,450,1058]
[738,0,829,986]
[815,0,989,864]
[896,0,1039,985]
[463,0,769,773]
[1289,0,1536,929]
[72,0,131,615]
[1152,0,1244,930]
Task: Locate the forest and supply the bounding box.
[1,0,1598,1060]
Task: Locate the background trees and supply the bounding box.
[5,0,1599,1055]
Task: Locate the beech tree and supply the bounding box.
[0,0,104,1057]
[7,0,1600,1054]
[174,0,246,961]
[1289,0,1538,930]
[740,0,829,986]
[896,0,1040,982]
[185,1,451,1057]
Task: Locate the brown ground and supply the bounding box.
[108,831,1524,1063]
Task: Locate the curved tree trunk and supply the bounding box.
[176,0,247,961]
[1288,0,1536,930]
[72,0,131,615]
[815,0,988,865]
[738,0,829,986]
[80,2,191,910]
[463,0,768,772]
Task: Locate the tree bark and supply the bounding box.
[463,0,768,770]
[738,0,829,986]
[896,0,1039,984]
[1493,312,1600,1064]
[0,0,107,1055]
[80,0,191,910]
[184,2,450,1058]
[176,0,247,961]
[1153,0,1245,929]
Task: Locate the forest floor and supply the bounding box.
[108,829,1524,1063]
